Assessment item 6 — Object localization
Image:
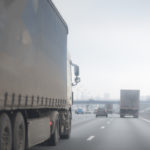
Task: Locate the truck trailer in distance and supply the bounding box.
[0,1,80,150]
[120,90,140,118]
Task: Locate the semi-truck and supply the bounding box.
[0,1,80,150]
[120,90,140,118]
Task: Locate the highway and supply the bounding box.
[31,113,150,150]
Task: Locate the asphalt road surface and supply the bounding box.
[31,114,150,150]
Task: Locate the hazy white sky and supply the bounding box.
[53,0,150,99]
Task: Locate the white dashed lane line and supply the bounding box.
[87,136,95,141]
[141,118,150,123]
[100,126,105,129]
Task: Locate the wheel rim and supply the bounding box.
[2,127,10,150]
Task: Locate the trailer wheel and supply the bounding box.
[120,115,124,118]
[60,113,72,139]
[134,115,139,118]
[0,113,12,150]
[12,112,25,150]
[63,118,71,139]
[50,120,59,146]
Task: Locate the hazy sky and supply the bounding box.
[53,0,150,99]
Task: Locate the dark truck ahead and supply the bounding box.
[0,1,80,150]
[120,90,140,118]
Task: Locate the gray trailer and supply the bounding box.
[0,1,80,150]
[120,90,140,118]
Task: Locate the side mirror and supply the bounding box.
[74,65,79,77]
[71,62,80,86]
[75,76,80,84]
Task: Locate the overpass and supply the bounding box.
[74,100,119,105]
[74,100,150,105]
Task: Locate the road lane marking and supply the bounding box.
[87,136,95,141]
[100,126,105,129]
[141,118,150,123]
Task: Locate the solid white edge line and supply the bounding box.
[87,136,95,141]
[141,118,150,123]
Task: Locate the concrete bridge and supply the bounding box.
[74,100,150,105]
[74,100,119,105]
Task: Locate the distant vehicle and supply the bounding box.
[75,108,84,114]
[106,103,113,114]
[120,90,140,118]
[96,108,108,117]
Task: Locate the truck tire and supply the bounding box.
[60,112,71,139]
[62,118,71,139]
[120,114,124,118]
[134,115,139,118]
[50,120,59,146]
[12,112,26,150]
[0,113,12,150]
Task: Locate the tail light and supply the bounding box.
[50,121,53,126]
